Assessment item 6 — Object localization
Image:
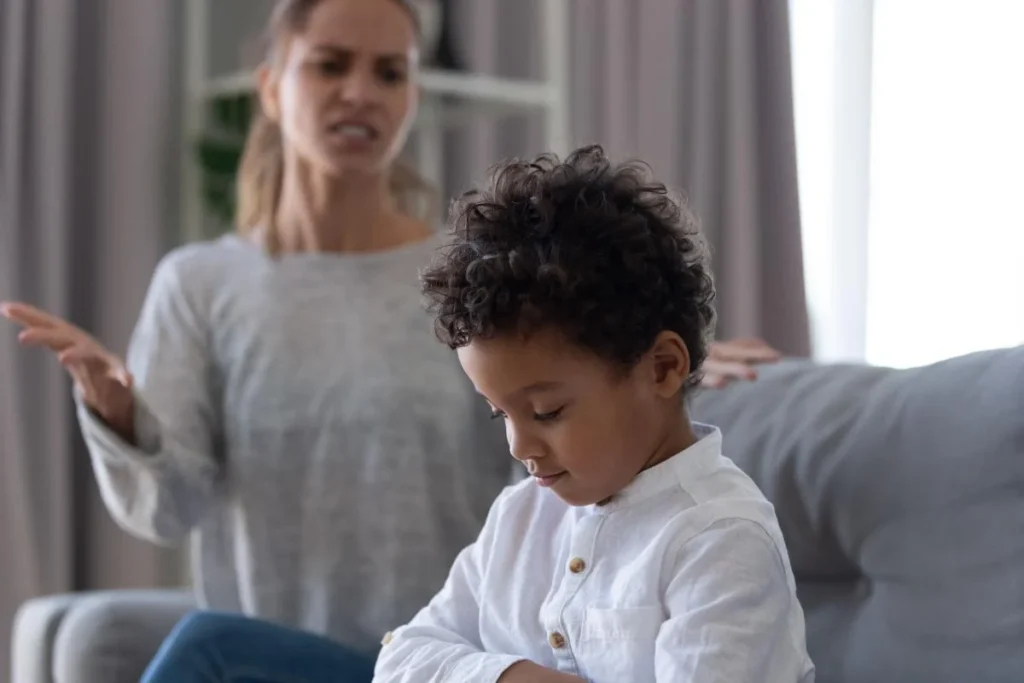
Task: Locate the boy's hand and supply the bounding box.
[702,337,781,388]
[498,661,587,682]
[1,301,135,440]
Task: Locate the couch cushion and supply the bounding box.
[689,347,1024,683]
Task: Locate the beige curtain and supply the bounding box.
[0,0,183,673]
[450,0,810,356]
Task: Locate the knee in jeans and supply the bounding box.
[165,610,249,650]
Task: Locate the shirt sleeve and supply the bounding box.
[78,251,222,546]
[373,489,525,683]
[655,518,810,682]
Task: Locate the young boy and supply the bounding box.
[373,146,815,683]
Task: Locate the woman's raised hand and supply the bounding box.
[1,301,135,439]
[702,337,782,389]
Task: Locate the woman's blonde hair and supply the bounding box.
[235,0,436,244]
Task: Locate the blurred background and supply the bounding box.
[1,0,1022,676]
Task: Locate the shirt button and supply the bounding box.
[568,557,586,574]
[381,631,394,646]
[549,631,566,649]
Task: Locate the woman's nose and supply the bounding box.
[338,70,379,105]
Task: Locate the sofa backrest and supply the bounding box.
[689,347,1024,683]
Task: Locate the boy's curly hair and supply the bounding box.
[421,145,716,387]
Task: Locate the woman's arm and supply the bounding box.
[78,252,222,546]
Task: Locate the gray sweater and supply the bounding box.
[77,233,514,653]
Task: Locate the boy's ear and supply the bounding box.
[645,331,691,398]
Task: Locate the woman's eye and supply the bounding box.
[378,65,407,85]
[489,409,507,421]
[318,60,346,76]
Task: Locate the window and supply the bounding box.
[791,0,1024,368]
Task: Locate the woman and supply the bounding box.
[1,0,778,680]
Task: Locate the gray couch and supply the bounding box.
[12,350,1024,682]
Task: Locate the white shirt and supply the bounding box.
[373,424,815,683]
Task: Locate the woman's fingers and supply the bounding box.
[2,303,98,353]
[6,311,132,418]
[701,373,729,389]
[703,358,759,381]
[59,345,107,372]
[732,346,781,362]
[701,339,785,388]
[17,327,80,352]
[708,339,782,363]
[728,337,770,348]
[1,301,64,329]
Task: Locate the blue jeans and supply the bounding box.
[142,611,378,683]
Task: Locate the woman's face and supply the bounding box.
[261,0,419,178]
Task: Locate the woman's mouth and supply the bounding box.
[326,122,379,150]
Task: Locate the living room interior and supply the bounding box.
[1,1,1022,682]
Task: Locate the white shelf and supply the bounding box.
[199,68,560,109]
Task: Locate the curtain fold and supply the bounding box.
[684,0,810,355]
[0,0,183,674]
[449,0,810,355]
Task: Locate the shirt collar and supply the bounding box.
[589,422,723,515]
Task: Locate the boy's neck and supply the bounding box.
[639,413,698,473]
[595,416,698,508]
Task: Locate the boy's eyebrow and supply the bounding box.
[510,381,564,398]
[474,381,564,406]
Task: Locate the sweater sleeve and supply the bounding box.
[78,251,222,546]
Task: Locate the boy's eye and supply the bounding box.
[533,407,565,423]
[488,406,565,422]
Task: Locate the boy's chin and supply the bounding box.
[548,480,612,507]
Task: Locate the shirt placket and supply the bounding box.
[539,513,604,677]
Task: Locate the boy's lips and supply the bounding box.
[532,471,567,487]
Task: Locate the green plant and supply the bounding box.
[196,92,255,225]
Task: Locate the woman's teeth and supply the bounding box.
[332,124,372,139]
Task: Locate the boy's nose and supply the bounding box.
[507,425,545,464]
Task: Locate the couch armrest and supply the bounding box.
[12,593,82,683]
[12,589,194,683]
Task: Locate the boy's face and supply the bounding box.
[457,328,690,506]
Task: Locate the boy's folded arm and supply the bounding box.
[376,627,580,683]
[374,491,529,683]
[374,618,524,683]
[654,518,808,682]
